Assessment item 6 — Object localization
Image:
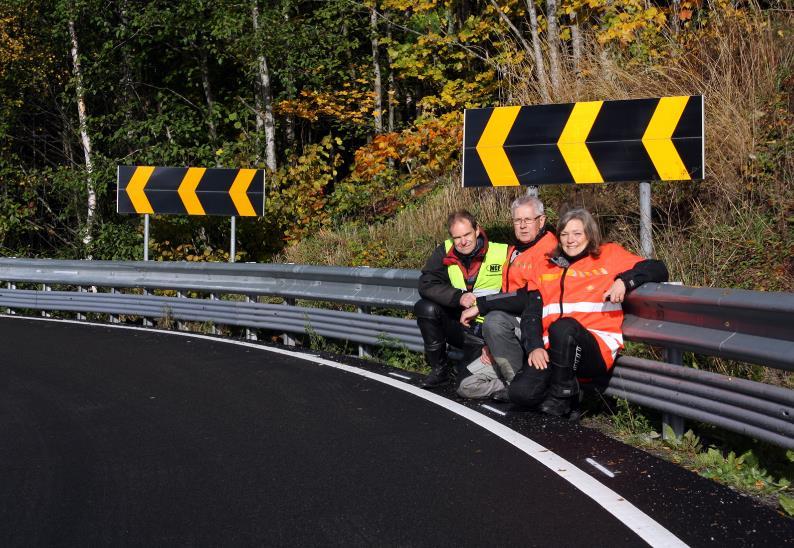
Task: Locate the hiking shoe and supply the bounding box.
[491,388,511,403]
[420,366,451,388]
[539,395,572,417]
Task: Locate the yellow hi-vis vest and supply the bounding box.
[444,240,508,323]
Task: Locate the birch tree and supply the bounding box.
[68,19,95,250]
[370,6,383,134]
[545,0,562,91]
[490,0,550,103]
[523,0,551,102]
[252,0,276,171]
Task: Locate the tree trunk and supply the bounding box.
[522,0,551,102]
[252,1,277,172]
[370,7,383,134]
[68,19,95,251]
[545,0,561,92]
[282,8,296,148]
[199,48,217,143]
[119,0,139,154]
[386,16,396,132]
[570,11,582,83]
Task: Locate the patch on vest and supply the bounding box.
[488,264,502,273]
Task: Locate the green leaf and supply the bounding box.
[779,494,794,517]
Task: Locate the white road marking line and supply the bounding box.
[387,372,412,380]
[4,315,689,548]
[587,457,616,478]
[480,404,507,416]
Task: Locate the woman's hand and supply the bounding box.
[481,345,493,366]
[603,278,627,304]
[528,347,549,370]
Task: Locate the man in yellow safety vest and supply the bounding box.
[415,210,508,388]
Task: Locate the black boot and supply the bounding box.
[420,363,452,388]
[540,363,579,416]
[419,338,452,388]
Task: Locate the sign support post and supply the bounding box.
[230,216,236,263]
[143,213,150,261]
[639,182,653,258]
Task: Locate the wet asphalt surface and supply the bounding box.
[0,317,791,546]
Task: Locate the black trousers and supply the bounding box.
[414,298,484,374]
[509,317,608,407]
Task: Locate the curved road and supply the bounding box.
[0,317,790,546]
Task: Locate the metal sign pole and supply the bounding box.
[639,182,653,258]
[143,213,150,261]
[230,215,236,263]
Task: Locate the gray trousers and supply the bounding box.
[482,311,525,384]
[456,358,505,399]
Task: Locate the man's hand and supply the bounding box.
[481,345,493,366]
[528,347,549,370]
[603,278,627,304]
[460,305,479,326]
[459,292,477,309]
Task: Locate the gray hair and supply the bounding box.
[510,195,544,217]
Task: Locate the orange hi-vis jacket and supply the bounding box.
[531,243,644,368]
[501,231,558,293]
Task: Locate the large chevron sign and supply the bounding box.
[462,95,703,187]
[117,166,265,216]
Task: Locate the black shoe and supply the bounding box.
[491,388,511,403]
[420,366,451,388]
[540,395,572,417]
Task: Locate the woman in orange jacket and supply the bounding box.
[510,208,668,417]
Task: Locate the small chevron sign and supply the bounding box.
[117,166,265,216]
[462,96,703,187]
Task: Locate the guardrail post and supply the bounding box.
[142,288,153,327]
[41,284,51,318]
[176,291,186,331]
[6,282,15,315]
[283,298,296,346]
[662,347,686,440]
[209,293,218,334]
[245,295,257,340]
[109,288,119,324]
[76,286,86,320]
[357,306,371,358]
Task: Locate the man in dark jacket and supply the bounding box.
[415,210,508,388]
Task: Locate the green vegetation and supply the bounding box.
[582,399,794,516]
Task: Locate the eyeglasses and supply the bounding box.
[512,215,543,226]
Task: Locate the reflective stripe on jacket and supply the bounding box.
[533,243,643,368]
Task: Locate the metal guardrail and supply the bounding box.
[0,258,792,448]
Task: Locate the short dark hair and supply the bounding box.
[552,207,602,258]
[447,210,478,233]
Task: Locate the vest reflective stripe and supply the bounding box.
[444,240,508,322]
[541,301,623,317]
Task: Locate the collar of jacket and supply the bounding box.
[513,226,550,253]
[443,229,489,268]
[550,248,590,268]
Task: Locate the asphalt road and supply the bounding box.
[0,317,791,546]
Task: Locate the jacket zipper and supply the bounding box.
[559,265,569,320]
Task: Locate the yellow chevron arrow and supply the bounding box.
[126,166,155,214]
[178,167,206,215]
[557,100,604,184]
[642,96,691,180]
[229,169,257,216]
[476,106,521,186]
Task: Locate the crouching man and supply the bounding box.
[414,210,508,389]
